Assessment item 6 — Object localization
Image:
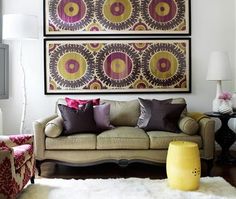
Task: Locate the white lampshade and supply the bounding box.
[206,51,232,81]
[3,14,38,40]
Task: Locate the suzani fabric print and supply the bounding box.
[44,39,191,93]
[44,0,190,35]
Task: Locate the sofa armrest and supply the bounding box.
[198,117,215,160]
[33,114,57,160]
[187,112,215,160]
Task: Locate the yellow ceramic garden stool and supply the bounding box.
[166,141,201,191]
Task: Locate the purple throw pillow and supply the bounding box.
[93,103,113,130]
[58,102,98,135]
[137,98,186,133]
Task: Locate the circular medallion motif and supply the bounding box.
[88,79,104,90]
[95,0,139,30]
[49,0,94,31]
[142,43,186,87]
[133,78,149,89]
[87,43,104,52]
[86,23,102,31]
[49,80,57,90]
[49,44,94,88]
[141,0,185,30]
[133,22,148,31]
[96,43,139,87]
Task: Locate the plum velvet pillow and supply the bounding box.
[93,103,114,130]
[137,98,186,133]
[65,97,100,110]
[58,102,97,135]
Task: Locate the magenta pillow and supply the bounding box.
[65,97,100,109]
[93,103,113,130]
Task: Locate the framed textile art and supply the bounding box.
[44,38,191,94]
[44,0,191,36]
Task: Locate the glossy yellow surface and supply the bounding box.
[166,141,201,191]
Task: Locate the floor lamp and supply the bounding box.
[3,14,38,134]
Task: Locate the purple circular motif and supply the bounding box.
[157,58,171,72]
[58,0,86,23]
[149,0,177,22]
[90,26,99,31]
[91,43,100,48]
[65,59,80,73]
[104,52,132,80]
[110,2,125,16]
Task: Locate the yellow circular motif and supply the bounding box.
[111,58,126,73]
[150,52,177,79]
[58,53,87,81]
[90,82,102,89]
[103,0,132,23]
[64,2,80,17]
[155,2,170,17]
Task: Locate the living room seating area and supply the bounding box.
[34,97,215,176]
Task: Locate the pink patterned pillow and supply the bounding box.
[65,97,100,109]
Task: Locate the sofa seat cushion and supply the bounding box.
[45,134,96,150]
[147,131,202,149]
[13,144,33,170]
[97,127,149,149]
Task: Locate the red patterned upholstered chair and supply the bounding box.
[0,134,35,199]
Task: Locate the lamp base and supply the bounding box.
[212,98,222,112]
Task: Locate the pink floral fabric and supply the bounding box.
[13,144,33,170]
[0,135,35,199]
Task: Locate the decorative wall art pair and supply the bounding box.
[44,0,191,94]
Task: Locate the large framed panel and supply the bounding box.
[44,0,191,36]
[44,38,191,94]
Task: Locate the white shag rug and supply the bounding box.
[18,177,236,199]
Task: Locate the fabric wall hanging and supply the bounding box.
[44,0,191,36]
[44,38,191,94]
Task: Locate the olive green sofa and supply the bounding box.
[33,98,215,175]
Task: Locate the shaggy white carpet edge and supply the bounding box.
[19,177,236,199]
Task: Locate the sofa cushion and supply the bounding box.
[178,116,199,135]
[58,102,98,135]
[147,131,202,149]
[45,117,63,138]
[137,98,186,132]
[101,99,140,126]
[97,126,149,149]
[45,134,97,150]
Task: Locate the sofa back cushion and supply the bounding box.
[101,99,140,126]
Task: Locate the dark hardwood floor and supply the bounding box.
[37,151,236,187]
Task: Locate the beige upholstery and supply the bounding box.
[34,98,215,169]
[147,131,202,149]
[45,116,63,138]
[101,99,140,126]
[46,133,97,150]
[97,127,149,149]
[178,116,199,135]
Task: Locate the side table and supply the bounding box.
[205,112,236,164]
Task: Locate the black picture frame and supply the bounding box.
[44,38,191,94]
[43,0,191,37]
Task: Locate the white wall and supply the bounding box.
[0,0,235,135]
